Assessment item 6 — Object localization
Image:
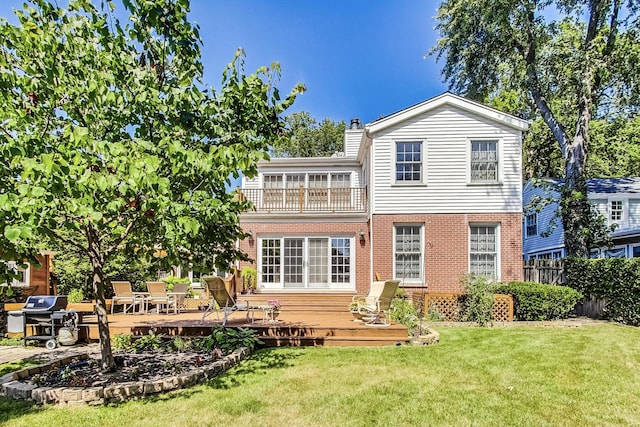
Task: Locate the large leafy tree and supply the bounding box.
[271,111,345,158]
[432,0,639,257]
[0,0,303,371]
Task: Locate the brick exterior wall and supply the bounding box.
[238,221,371,294]
[372,213,523,293]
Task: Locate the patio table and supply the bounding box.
[132,292,149,314]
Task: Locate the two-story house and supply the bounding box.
[238,93,528,295]
[523,178,640,259]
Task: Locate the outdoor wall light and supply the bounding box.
[359,229,366,242]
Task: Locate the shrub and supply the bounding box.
[566,257,640,325]
[389,294,419,335]
[205,326,263,355]
[461,275,494,326]
[163,275,191,292]
[67,288,84,303]
[493,281,582,321]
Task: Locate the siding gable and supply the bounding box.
[370,104,523,214]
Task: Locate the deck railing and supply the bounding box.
[239,187,367,213]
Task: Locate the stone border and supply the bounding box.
[0,348,250,406]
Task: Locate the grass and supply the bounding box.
[0,359,39,377]
[1,323,639,426]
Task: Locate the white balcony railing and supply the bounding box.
[239,187,367,213]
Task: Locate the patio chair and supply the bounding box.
[170,282,189,313]
[200,276,257,325]
[146,281,177,314]
[353,279,400,326]
[111,281,143,314]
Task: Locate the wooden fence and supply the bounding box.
[523,259,607,318]
[523,259,566,285]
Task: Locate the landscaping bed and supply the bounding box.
[1,348,250,406]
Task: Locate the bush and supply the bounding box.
[566,257,640,325]
[67,288,84,303]
[493,281,582,321]
[162,275,191,292]
[461,275,494,326]
[389,293,419,335]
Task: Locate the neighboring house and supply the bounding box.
[523,178,640,259]
[238,93,529,294]
[0,252,54,296]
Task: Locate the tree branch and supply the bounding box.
[42,227,87,254]
[520,4,571,156]
[0,124,15,141]
[104,216,139,257]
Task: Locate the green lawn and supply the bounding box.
[1,323,639,426]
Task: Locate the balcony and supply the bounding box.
[239,187,368,213]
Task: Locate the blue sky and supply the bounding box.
[0,0,448,124]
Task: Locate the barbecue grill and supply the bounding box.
[21,295,74,349]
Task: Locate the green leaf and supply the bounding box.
[4,228,21,242]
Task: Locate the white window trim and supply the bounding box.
[392,224,424,283]
[392,140,427,186]
[608,199,625,225]
[466,138,503,185]
[468,223,501,280]
[0,261,31,288]
[257,235,355,290]
[525,213,538,238]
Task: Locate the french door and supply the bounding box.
[260,236,353,290]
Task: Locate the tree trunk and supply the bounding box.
[87,231,116,372]
[561,147,590,258]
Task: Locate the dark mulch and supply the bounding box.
[28,350,222,388]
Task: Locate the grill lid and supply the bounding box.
[22,295,68,312]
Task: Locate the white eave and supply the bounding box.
[365,92,530,136]
[256,156,361,169]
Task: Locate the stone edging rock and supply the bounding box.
[0,347,250,406]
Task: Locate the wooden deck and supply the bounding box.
[101,310,409,347]
[12,293,410,347]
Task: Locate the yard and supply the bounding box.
[1,323,639,426]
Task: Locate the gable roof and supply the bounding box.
[365,92,530,134]
[524,177,640,195]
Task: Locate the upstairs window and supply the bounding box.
[525,213,537,238]
[470,140,498,183]
[609,200,623,223]
[395,142,422,183]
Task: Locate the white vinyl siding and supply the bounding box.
[469,225,499,279]
[629,199,640,226]
[372,105,521,214]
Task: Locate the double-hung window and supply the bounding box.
[469,225,499,278]
[470,140,498,183]
[525,213,537,238]
[394,225,422,280]
[395,142,423,183]
[609,200,623,223]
